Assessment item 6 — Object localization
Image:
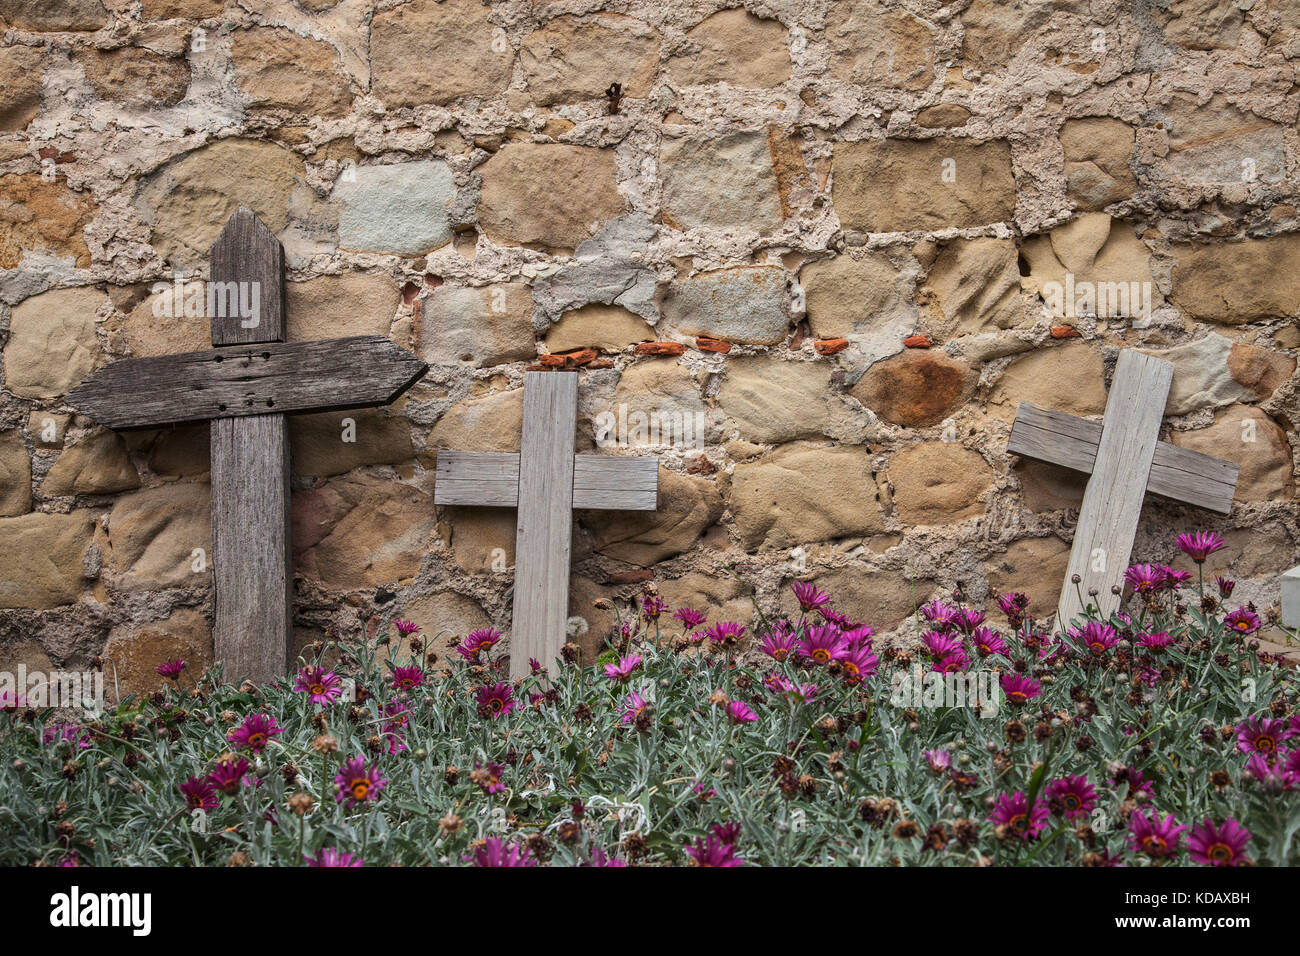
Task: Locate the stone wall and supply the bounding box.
[2,0,1299,693]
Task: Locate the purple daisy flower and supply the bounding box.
[1045,775,1098,820]
[1187,818,1250,867]
[1124,563,1168,593]
[392,619,421,636]
[620,689,651,725]
[673,607,707,628]
[156,659,185,679]
[1215,576,1235,597]
[955,608,986,633]
[798,624,847,665]
[989,791,1049,839]
[1000,672,1042,704]
[390,665,425,691]
[921,630,964,659]
[305,847,363,867]
[227,713,282,753]
[1223,606,1261,635]
[920,600,959,629]
[334,755,386,808]
[641,595,667,621]
[1137,631,1176,651]
[179,776,218,812]
[923,749,951,773]
[759,625,800,662]
[1128,810,1187,859]
[685,833,745,867]
[932,649,972,674]
[603,653,642,681]
[587,848,628,867]
[467,837,536,867]
[456,627,501,661]
[1072,621,1119,656]
[206,757,253,796]
[476,681,518,718]
[841,643,879,684]
[294,666,342,706]
[1177,531,1225,563]
[725,700,758,724]
[1235,715,1295,755]
[473,761,507,795]
[704,621,745,645]
[970,627,1009,658]
[1243,751,1299,789]
[791,581,831,612]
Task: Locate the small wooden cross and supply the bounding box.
[434,371,659,677]
[1007,349,1240,628]
[67,208,428,684]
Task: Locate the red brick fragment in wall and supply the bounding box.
[635,341,686,356]
[1050,325,1080,338]
[695,337,731,353]
[686,455,716,474]
[813,338,850,355]
[537,354,569,367]
[903,334,932,348]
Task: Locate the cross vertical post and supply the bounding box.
[512,372,578,675]
[209,209,292,684]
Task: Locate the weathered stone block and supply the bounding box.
[833,138,1016,233]
[0,512,95,608]
[371,0,512,107]
[732,444,884,551]
[852,350,975,427]
[477,144,623,251]
[889,442,992,525]
[666,8,790,88]
[661,267,789,345]
[719,357,831,444]
[5,288,103,399]
[334,161,455,256]
[416,283,535,368]
[521,13,659,104]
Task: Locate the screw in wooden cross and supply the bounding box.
[66,208,428,684]
[1006,349,1240,629]
[434,371,659,677]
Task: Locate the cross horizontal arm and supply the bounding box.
[434,450,659,511]
[1008,401,1239,515]
[65,335,428,429]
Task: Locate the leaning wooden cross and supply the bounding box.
[67,208,428,684]
[1007,349,1240,629]
[435,371,659,677]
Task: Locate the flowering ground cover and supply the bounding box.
[1,532,1296,867]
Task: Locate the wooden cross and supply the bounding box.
[434,371,659,677]
[67,209,428,684]
[1007,349,1240,628]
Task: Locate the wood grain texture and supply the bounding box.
[511,372,578,678]
[1009,402,1238,514]
[434,451,659,511]
[1056,352,1173,630]
[211,413,291,684]
[65,336,429,429]
[209,207,286,346]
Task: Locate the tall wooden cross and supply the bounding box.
[1007,349,1239,629]
[434,371,659,677]
[67,208,428,684]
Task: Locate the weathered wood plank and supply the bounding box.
[1008,401,1237,514]
[434,450,520,507]
[1007,403,1099,474]
[572,456,658,510]
[211,413,290,684]
[512,372,577,678]
[209,206,286,346]
[64,336,428,429]
[1057,352,1173,629]
[435,451,659,511]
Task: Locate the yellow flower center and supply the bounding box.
[1256,735,1275,753]
[350,780,369,800]
[1208,842,1233,862]
[812,649,830,663]
[249,733,266,747]
[310,683,325,696]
